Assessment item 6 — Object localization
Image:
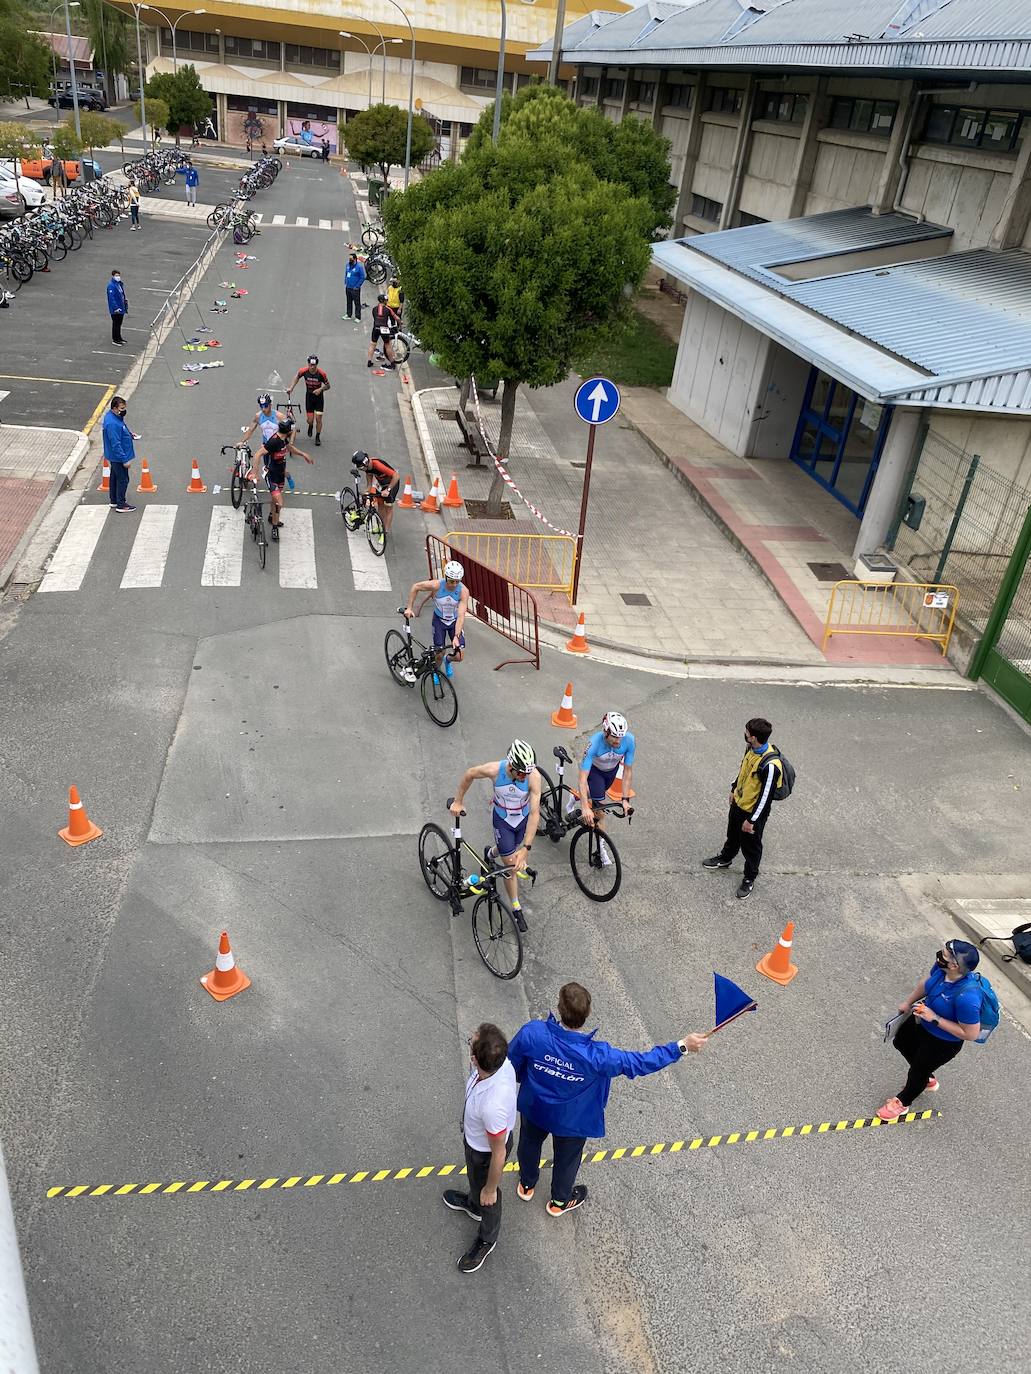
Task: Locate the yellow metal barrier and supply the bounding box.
[446,531,577,603]
[822,581,960,654]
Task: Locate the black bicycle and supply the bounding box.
[535,745,633,901]
[384,609,458,727]
[418,800,536,979]
[240,468,268,569]
[223,441,253,510]
[340,465,386,556]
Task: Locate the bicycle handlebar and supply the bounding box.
[446,795,466,816]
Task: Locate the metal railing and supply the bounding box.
[445,530,576,604]
[427,534,540,670]
[822,581,960,655]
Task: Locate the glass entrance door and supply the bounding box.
[789,367,892,517]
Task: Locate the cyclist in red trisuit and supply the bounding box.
[287,354,330,446]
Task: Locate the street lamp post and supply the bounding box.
[378,0,415,189]
[340,31,373,107]
[129,2,147,144]
[47,1,79,115]
[342,14,394,105]
[492,0,507,144]
[142,5,207,72]
[548,0,567,87]
[62,0,82,138]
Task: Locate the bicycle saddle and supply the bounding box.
[553,745,572,764]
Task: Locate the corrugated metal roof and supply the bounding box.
[687,207,952,284]
[898,0,1031,40]
[786,250,1031,376]
[723,0,903,44]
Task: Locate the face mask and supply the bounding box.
[113,275,121,282]
[935,950,949,970]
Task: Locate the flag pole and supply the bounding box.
[707,1003,757,1036]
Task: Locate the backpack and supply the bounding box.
[767,748,795,801]
[980,922,1031,966]
[925,967,1000,1044]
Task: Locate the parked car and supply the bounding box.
[0,169,46,207]
[0,187,25,220]
[272,135,321,158]
[48,88,108,112]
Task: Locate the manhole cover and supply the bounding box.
[807,561,851,583]
[464,499,514,520]
[436,408,458,421]
[620,593,652,606]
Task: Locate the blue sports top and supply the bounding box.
[582,729,636,776]
[922,966,981,1043]
[434,579,462,625]
[492,760,530,824]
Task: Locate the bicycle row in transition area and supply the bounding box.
[0,178,129,294]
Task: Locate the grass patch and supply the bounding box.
[574,311,677,389]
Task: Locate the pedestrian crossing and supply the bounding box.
[39,503,392,594]
[253,213,349,233]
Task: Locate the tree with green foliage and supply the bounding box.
[144,65,211,138]
[0,0,52,102]
[383,109,654,511]
[81,0,132,104]
[136,97,169,146]
[342,104,435,184]
[0,121,33,192]
[74,110,120,162]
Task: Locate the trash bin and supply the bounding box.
[368,178,385,207]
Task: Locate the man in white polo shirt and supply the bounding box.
[443,1022,517,1274]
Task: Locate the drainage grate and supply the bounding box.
[620,593,652,606]
[807,561,851,582]
[436,408,458,421]
[569,461,586,469]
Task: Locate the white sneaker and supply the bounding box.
[598,842,613,867]
[401,667,416,683]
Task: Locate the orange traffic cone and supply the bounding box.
[551,682,577,729]
[442,473,464,509]
[200,930,251,1002]
[566,611,590,654]
[420,475,442,514]
[136,458,157,493]
[606,763,636,802]
[97,458,110,493]
[186,459,207,493]
[398,475,415,509]
[756,921,799,986]
[58,784,103,847]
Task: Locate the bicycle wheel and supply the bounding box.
[361,226,382,249]
[420,667,458,728]
[534,765,562,840]
[366,507,386,557]
[569,825,622,902]
[384,629,416,686]
[392,333,411,364]
[340,492,361,531]
[418,822,458,901]
[256,523,267,570]
[471,892,523,980]
[230,466,244,510]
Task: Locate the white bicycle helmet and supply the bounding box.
[506,739,535,773]
[602,711,629,738]
[443,560,464,581]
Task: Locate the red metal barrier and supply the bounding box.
[426,534,540,670]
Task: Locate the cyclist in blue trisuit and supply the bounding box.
[450,740,541,924]
[240,392,287,447]
[403,560,469,679]
[572,712,635,866]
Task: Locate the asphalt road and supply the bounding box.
[1,161,1029,1374]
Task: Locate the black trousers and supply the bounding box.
[517,1115,586,1205]
[462,1133,512,1246]
[109,461,130,508]
[893,1016,963,1107]
[719,802,769,882]
[345,286,362,319]
[111,311,124,343]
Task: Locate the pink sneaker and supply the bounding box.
[517,1182,534,1201]
[925,1076,939,1092]
[877,1097,906,1122]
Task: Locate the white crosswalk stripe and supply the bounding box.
[277,508,317,588]
[39,505,109,592]
[319,218,331,230]
[121,505,177,588]
[295,216,309,227]
[259,215,349,232]
[271,213,286,225]
[201,507,243,587]
[347,526,392,592]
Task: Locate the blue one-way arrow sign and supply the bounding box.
[574,376,621,426]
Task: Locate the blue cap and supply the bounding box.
[946,939,979,973]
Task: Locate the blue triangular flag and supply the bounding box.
[713,972,757,1032]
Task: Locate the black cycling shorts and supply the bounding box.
[370,328,395,344]
[304,391,324,413]
[377,478,401,505]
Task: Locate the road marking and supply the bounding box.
[252,213,263,223]
[200,507,242,587]
[44,1110,940,1199]
[318,218,331,230]
[347,525,391,591]
[278,508,317,589]
[295,216,309,227]
[39,505,109,592]
[271,214,286,225]
[333,219,349,232]
[0,373,110,387]
[83,384,117,436]
[120,505,177,588]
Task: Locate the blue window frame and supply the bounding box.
[789,366,892,517]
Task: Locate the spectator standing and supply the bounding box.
[508,983,707,1216]
[702,716,783,899]
[343,252,366,321]
[106,269,128,347]
[442,1023,517,1275]
[184,161,200,207]
[321,136,330,162]
[127,178,141,230]
[101,396,137,513]
[877,940,983,1122]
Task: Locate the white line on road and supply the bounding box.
[295,216,309,227]
[120,504,177,589]
[347,527,391,592]
[271,214,286,225]
[333,219,349,232]
[277,508,317,589]
[319,218,331,230]
[39,505,109,592]
[200,507,242,587]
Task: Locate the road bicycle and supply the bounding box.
[238,465,268,569]
[340,465,386,556]
[364,248,396,285]
[384,609,458,728]
[222,441,253,510]
[417,800,537,979]
[374,326,420,366]
[359,221,384,250]
[535,744,633,901]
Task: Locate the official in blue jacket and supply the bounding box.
[344,252,366,321]
[184,161,200,206]
[507,982,707,1216]
[101,395,137,513]
[106,268,128,346]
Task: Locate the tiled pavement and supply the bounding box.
[0,427,90,589]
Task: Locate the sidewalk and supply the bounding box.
[0,427,89,590]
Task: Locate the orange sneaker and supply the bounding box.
[876,1097,906,1122]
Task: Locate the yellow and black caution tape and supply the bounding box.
[46,1110,938,1200]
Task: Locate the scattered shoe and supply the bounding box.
[517,1182,535,1202]
[547,1185,588,1217]
[876,1097,906,1122]
[442,1190,481,1221]
[702,855,731,869]
[114,504,137,513]
[457,1238,495,1275]
[925,1076,939,1093]
[400,667,417,684]
[736,879,753,899]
